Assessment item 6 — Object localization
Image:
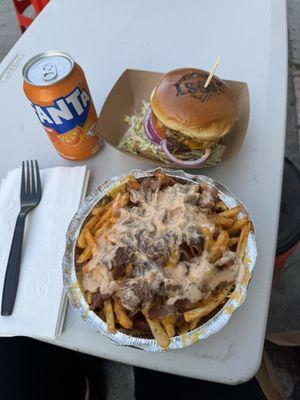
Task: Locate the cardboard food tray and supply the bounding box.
[96,69,250,168]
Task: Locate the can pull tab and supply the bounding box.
[41,63,57,81]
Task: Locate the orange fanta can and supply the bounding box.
[23,51,101,160]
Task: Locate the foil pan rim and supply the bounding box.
[63,168,257,353]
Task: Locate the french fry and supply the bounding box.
[113,299,133,329]
[104,299,116,333]
[94,220,111,240]
[121,192,130,205]
[119,183,126,194]
[91,198,110,216]
[143,310,170,348]
[91,207,101,216]
[201,226,214,251]
[109,216,118,224]
[208,246,222,263]
[161,316,176,338]
[85,229,96,252]
[215,200,228,211]
[219,229,230,246]
[165,251,180,268]
[127,177,140,190]
[112,192,122,211]
[109,186,121,199]
[126,174,137,182]
[93,194,127,236]
[112,192,130,217]
[77,246,92,264]
[190,317,201,330]
[212,215,234,228]
[146,318,170,348]
[228,237,239,247]
[184,286,231,323]
[77,201,112,248]
[125,264,133,277]
[91,204,107,216]
[86,291,92,305]
[95,193,129,238]
[178,322,190,334]
[218,205,242,218]
[208,230,229,262]
[227,216,249,236]
[236,222,251,259]
[82,262,90,274]
[77,215,101,248]
[92,205,113,234]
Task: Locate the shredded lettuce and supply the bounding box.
[119,102,171,163]
[118,102,226,166]
[206,143,226,165]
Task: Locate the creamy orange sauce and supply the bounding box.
[82,182,244,311]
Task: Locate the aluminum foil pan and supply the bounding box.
[63,168,257,352]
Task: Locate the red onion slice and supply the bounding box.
[143,108,163,145]
[143,108,211,167]
[161,140,211,167]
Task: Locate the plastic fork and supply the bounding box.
[1,161,42,316]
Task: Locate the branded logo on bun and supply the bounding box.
[175,71,226,102]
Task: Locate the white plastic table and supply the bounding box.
[0,0,287,384]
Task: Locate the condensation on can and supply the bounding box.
[22,51,101,161]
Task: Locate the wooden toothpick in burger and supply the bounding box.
[204,56,221,88]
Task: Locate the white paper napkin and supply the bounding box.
[0,165,89,339]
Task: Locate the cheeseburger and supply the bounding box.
[143,68,238,166]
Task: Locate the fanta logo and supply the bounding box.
[31,87,90,134]
[175,72,225,102]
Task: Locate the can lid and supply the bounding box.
[277,158,300,254]
[22,51,74,86]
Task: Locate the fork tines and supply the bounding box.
[21,160,41,204]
